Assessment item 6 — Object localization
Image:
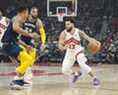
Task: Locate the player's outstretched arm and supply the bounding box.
[13,20,34,38]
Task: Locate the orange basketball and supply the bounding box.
[87,39,101,54]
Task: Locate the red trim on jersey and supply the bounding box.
[64,37,80,45]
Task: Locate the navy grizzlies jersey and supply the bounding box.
[2,16,23,44]
[1,16,23,57]
[2,21,19,43]
[21,19,38,47]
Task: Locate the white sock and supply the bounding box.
[24,67,33,83]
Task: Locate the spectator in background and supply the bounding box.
[0,10,3,16]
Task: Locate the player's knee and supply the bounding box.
[79,62,92,74]
[77,54,87,64]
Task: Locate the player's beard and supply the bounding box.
[31,15,38,20]
[66,27,73,32]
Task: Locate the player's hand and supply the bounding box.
[59,45,67,52]
[87,38,101,54]
[29,33,39,39]
[26,45,33,53]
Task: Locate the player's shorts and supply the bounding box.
[2,43,22,57]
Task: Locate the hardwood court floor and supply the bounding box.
[0,63,118,95]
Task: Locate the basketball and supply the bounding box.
[87,39,101,54]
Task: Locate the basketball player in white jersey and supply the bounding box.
[58,18,100,87]
[0,12,10,47]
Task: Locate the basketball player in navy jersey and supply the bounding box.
[2,5,39,89]
[21,6,46,85]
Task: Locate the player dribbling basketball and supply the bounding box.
[58,18,100,87]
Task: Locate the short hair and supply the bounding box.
[64,17,75,24]
[31,5,38,10]
[30,5,40,13]
[17,5,28,13]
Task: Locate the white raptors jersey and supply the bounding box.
[0,16,10,42]
[64,28,84,53]
[0,16,10,47]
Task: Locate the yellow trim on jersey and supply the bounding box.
[39,26,46,45]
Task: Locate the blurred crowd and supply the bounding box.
[0,0,118,63]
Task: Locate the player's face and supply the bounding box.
[30,8,38,18]
[22,10,29,21]
[65,21,73,32]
